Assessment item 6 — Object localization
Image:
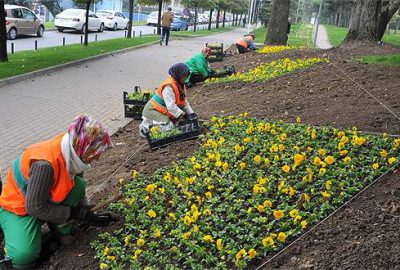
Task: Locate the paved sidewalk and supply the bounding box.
[0,28,246,178]
[316,25,332,49]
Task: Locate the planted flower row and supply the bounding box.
[205,57,327,84]
[257,45,295,54]
[92,114,399,270]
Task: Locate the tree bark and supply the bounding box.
[0,2,8,62]
[84,0,90,47]
[344,0,400,43]
[216,9,220,28]
[208,8,213,30]
[157,0,162,35]
[265,0,290,45]
[222,9,226,27]
[194,5,198,32]
[127,0,134,38]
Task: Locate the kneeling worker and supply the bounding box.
[236,34,257,53]
[185,47,213,87]
[139,63,196,136]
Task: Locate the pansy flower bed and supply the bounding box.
[257,45,295,54]
[92,114,399,270]
[205,57,327,84]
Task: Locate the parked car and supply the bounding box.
[96,10,129,31]
[54,9,104,33]
[198,14,208,24]
[171,16,188,31]
[5,4,45,40]
[146,11,158,26]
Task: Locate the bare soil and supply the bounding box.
[41,41,400,269]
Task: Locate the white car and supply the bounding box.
[146,11,158,26]
[54,9,104,33]
[96,10,129,31]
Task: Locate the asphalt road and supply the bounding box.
[6,23,217,53]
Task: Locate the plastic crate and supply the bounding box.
[206,43,224,62]
[146,119,201,150]
[123,86,152,120]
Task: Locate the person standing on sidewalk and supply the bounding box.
[160,7,173,46]
[0,113,112,268]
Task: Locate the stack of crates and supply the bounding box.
[123,86,153,120]
[206,43,224,62]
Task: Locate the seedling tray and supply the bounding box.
[123,88,151,120]
[146,120,201,150]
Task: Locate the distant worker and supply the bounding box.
[139,63,196,136]
[185,47,213,87]
[242,17,246,27]
[236,34,257,54]
[160,7,173,46]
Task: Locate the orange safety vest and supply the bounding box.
[236,36,253,48]
[0,134,75,216]
[150,76,187,119]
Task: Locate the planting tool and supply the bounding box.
[59,192,122,228]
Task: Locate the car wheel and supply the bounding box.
[113,23,118,31]
[57,27,64,32]
[98,23,104,32]
[80,24,86,34]
[37,25,45,37]
[7,27,17,40]
[185,25,188,31]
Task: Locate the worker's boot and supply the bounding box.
[89,211,119,227]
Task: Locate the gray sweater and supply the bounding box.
[26,160,72,224]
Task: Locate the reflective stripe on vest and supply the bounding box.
[12,155,28,195]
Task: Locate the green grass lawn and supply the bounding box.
[323,24,400,47]
[0,36,159,79]
[44,21,55,30]
[252,23,314,48]
[358,53,400,65]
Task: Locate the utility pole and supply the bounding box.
[313,0,324,49]
[247,0,254,33]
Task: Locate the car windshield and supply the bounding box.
[60,9,83,16]
[97,11,113,16]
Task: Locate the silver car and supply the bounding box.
[5,4,45,40]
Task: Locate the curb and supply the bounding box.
[0,40,160,88]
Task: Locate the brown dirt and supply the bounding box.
[40,42,400,269]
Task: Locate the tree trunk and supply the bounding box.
[0,2,8,62]
[127,0,134,38]
[216,9,220,29]
[344,0,400,43]
[84,0,90,47]
[222,10,226,28]
[239,13,242,27]
[377,1,400,40]
[157,0,162,35]
[396,19,399,34]
[208,8,213,30]
[194,6,198,32]
[265,0,290,45]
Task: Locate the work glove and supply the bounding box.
[70,205,93,221]
[186,113,198,122]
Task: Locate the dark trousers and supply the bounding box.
[188,73,206,85]
[236,44,248,54]
[161,26,171,45]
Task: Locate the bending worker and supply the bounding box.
[139,63,196,136]
[0,113,112,268]
[236,34,257,53]
[185,47,213,87]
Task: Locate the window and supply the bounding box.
[10,8,23,19]
[22,8,36,20]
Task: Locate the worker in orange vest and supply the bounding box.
[139,63,196,137]
[0,114,112,268]
[236,34,257,53]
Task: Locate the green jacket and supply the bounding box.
[185,53,210,80]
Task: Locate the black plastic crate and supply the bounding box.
[206,43,224,62]
[146,120,201,150]
[123,86,152,120]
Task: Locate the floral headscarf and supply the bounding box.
[67,113,112,164]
